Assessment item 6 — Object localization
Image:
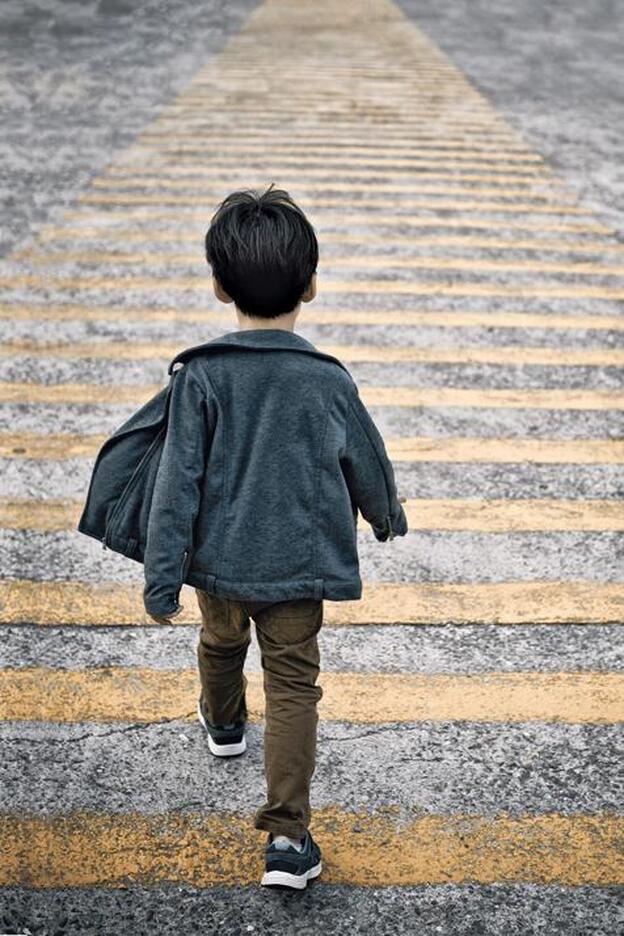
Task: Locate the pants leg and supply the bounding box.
[251,598,324,839]
[195,589,252,726]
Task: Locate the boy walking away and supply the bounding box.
[142,183,408,889]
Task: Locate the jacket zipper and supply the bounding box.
[180,548,190,579]
[175,548,191,606]
[101,426,166,551]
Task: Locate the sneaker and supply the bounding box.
[260,830,323,889]
[197,696,246,757]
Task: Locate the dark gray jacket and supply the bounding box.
[132,329,407,616]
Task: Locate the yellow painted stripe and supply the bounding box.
[89,179,565,200]
[128,141,545,157]
[358,387,624,410]
[58,209,610,234]
[3,432,623,463]
[158,107,504,120]
[6,274,624,300]
[130,140,545,158]
[145,118,522,132]
[157,103,501,114]
[2,381,622,411]
[95,166,560,185]
[2,668,622,724]
[3,498,621,533]
[400,499,624,532]
[4,339,624,367]
[3,810,621,886]
[2,580,623,626]
[386,437,624,464]
[31,228,624,256]
[19,250,624,278]
[105,158,553,176]
[1,302,623,332]
[144,127,527,143]
[75,192,589,214]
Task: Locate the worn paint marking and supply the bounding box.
[2,498,623,533]
[1,668,622,724]
[3,433,623,463]
[1,581,623,626]
[2,809,622,887]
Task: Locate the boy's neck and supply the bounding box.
[235,305,299,333]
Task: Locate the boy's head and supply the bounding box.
[205,183,318,321]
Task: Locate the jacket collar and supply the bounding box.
[168,328,353,378]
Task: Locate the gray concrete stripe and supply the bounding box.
[2,358,624,390]
[2,623,621,673]
[3,531,623,583]
[4,320,624,350]
[5,459,624,500]
[2,286,622,316]
[3,402,622,440]
[3,278,624,306]
[1,721,620,814]
[0,884,619,936]
[7,257,624,289]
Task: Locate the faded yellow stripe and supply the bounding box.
[2,381,622,411]
[2,580,623,626]
[144,126,530,141]
[3,432,623,463]
[129,143,545,159]
[95,165,560,184]
[2,302,624,332]
[31,228,624,254]
[2,668,622,724]
[75,192,588,214]
[89,179,565,200]
[145,117,523,131]
[19,250,624,278]
[3,498,622,533]
[158,109,506,122]
[105,158,552,175]
[5,274,623,300]
[3,809,621,886]
[4,339,624,367]
[58,209,610,234]
[401,499,624,531]
[131,140,545,158]
[387,437,624,464]
[360,387,624,410]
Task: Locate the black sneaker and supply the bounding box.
[197,696,246,757]
[260,830,323,889]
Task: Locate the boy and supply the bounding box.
[142,183,408,889]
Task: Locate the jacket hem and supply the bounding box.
[102,534,363,602]
[187,569,362,602]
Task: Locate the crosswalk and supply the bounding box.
[1,0,622,921]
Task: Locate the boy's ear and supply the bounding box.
[212,275,234,304]
[301,272,316,303]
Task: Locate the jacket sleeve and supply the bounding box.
[340,386,408,542]
[143,367,215,618]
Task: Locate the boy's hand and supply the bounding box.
[148,605,184,625]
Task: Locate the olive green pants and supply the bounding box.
[195,589,324,839]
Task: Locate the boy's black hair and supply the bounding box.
[204,182,318,320]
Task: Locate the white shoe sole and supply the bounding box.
[261,861,322,889]
[197,699,247,757]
